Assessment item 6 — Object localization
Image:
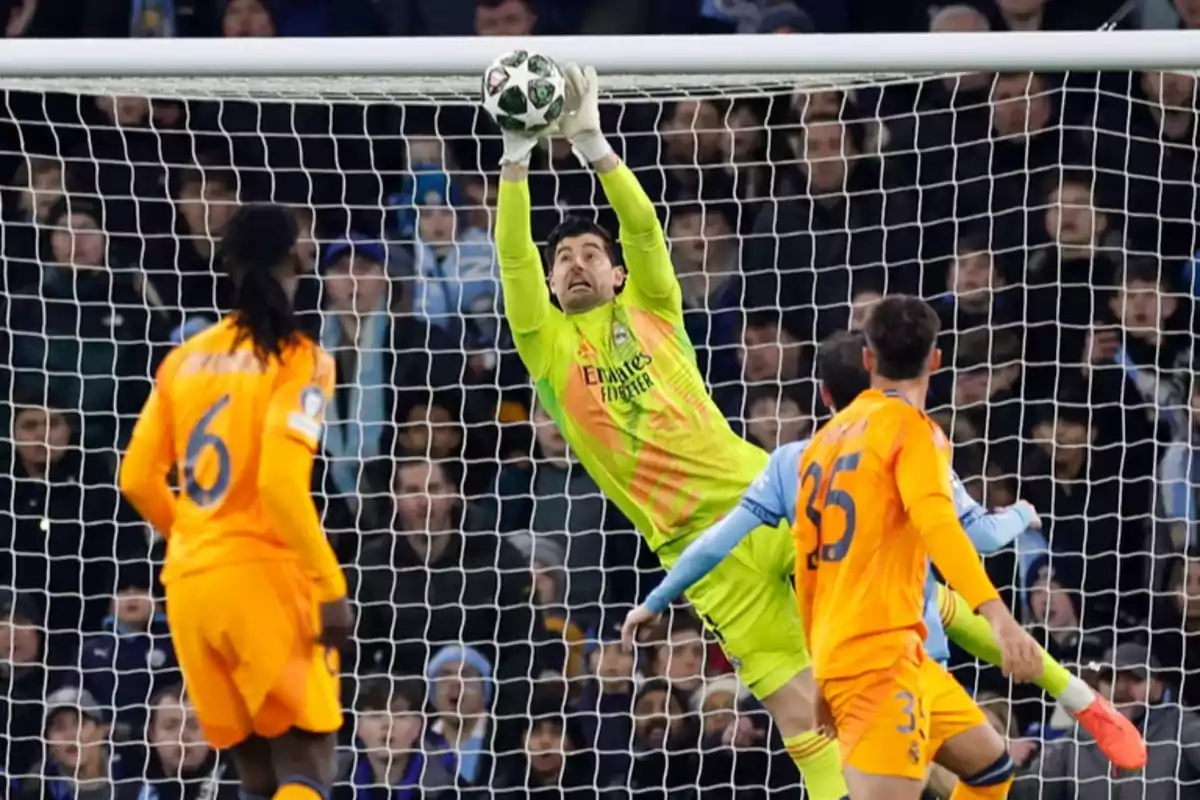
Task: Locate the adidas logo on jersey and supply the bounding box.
[613,322,630,347]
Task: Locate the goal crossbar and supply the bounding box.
[1,31,1200,79]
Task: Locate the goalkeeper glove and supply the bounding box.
[558,64,613,165]
[500,129,540,166]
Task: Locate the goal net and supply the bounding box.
[0,34,1196,799]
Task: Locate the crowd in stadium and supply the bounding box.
[1,0,1200,797]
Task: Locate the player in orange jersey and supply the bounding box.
[119,204,351,800]
[794,295,1043,800]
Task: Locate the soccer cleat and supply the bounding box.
[1072,694,1147,770]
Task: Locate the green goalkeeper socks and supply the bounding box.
[938,584,1087,707]
[783,730,847,800]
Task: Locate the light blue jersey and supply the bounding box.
[645,439,1037,663]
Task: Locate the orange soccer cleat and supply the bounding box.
[1072,694,1148,771]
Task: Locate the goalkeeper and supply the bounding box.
[495,65,846,798]
[623,330,1147,773]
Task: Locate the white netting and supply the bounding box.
[0,58,1197,800]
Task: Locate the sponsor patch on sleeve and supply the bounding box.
[287,385,326,441]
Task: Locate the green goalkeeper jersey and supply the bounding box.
[496,163,769,554]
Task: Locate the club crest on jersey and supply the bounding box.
[613,322,630,347]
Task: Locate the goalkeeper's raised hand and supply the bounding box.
[500,128,539,166]
[558,64,614,164]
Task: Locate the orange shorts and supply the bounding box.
[819,649,986,781]
[165,561,342,749]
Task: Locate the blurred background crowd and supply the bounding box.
[0,0,1199,798]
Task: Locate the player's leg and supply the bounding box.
[166,572,269,798]
[937,584,1146,768]
[934,725,1014,800]
[226,563,345,799]
[229,735,277,799]
[821,657,929,800]
[922,658,1013,800]
[758,667,848,800]
[682,527,847,799]
[267,728,339,800]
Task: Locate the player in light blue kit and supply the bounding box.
[622,330,1146,770]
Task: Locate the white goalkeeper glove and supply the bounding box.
[500,129,539,166]
[557,64,613,165]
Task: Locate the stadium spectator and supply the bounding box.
[748,114,920,339]
[1020,555,1107,671]
[336,677,454,799]
[935,229,1022,346]
[409,176,501,361]
[221,0,275,37]
[0,383,146,645]
[846,282,883,331]
[1013,643,1200,798]
[2,155,63,290]
[77,94,190,240]
[134,685,240,800]
[1025,170,1122,375]
[82,0,218,37]
[628,678,704,796]
[354,457,551,728]
[1020,400,1152,618]
[717,309,808,423]
[742,383,814,452]
[961,72,1073,250]
[423,644,498,789]
[637,99,736,206]
[460,175,498,235]
[644,611,709,696]
[719,102,771,201]
[1175,0,1200,28]
[493,707,594,795]
[1148,548,1200,709]
[148,160,239,316]
[508,531,588,681]
[317,236,409,522]
[78,560,178,740]
[474,0,537,37]
[0,591,58,782]
[7,196,170,449]
[668,202,743,387]
[19,685,138,799]
[1095,70,1200,258]
[947,329,1026,475]
[694,674,750,747]
[571,618,637,788]
[490,403,628,623]
[1091,258,1194,444]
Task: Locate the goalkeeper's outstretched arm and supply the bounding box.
[558,65,680,310]
[496,159,555,350]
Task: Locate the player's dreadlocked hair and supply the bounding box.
[862,295,941,381]
[221,203,301,363]
[816,330,870,412]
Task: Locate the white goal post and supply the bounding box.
[1,29,1197,800]
[2,31,1200,77]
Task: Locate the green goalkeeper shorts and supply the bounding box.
[662,518,810,700]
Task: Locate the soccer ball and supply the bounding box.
[481,50,567,135]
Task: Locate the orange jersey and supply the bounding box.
[793,389,999,680]
[120,317,339,591]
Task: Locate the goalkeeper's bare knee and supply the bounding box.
[759,667,819,734]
